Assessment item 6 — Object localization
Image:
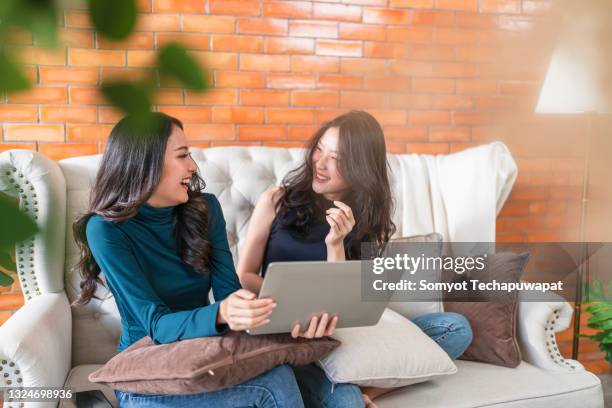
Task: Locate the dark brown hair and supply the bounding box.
[276,110,396,258]
[71,112,212,306]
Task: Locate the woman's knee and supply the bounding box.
[412,312,473,359]
[255,364,305,408]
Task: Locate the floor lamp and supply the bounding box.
[535,12,609,360]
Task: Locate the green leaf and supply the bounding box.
[586,302,612,314]
[589,279,605,301]
[601,331,612,344]
[0,193,38,248]
[158,43,207,91]
[0,49,31,94]
[587,309,612,325]
[101,81,152,117]
[0,270,14,287]
[88,0,136,40]
[0,249,16,271]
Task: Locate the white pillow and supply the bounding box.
[317,308,457,387]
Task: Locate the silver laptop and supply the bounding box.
[247,261,388,335]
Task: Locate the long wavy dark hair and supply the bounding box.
[276,110,396,259]
[71,112,212,307]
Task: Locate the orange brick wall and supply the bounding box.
[0,0,608,373]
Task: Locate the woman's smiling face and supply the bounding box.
[311,127,349,201]
[147,125,197,207]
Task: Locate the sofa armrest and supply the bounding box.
[517,296,583,372]
[0,292,72,405]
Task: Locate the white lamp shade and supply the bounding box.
[536,13,610,114]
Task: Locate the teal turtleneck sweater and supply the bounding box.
[86,193,240,352]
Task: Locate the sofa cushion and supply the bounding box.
[375,360,603,408]
[318,308,457,387]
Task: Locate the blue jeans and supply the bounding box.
[113,364,304,408]
[291,311,472,408]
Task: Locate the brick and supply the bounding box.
[526,231,563,242]
[38,143,98,160]
[153,0,205,13]
[266,108,314,124]
[390,60,433,77]
[100,67,150,83]
[70,87,106,105]
[407,143,449,154]
[315,109,347,124]
[67,124,113,142]
[364,42,409,58]
[454,111,495,125]
[0,311,13,325]
[237,18,288,36]
[8,86,67,103]
[456,79,498,95]
[157,106,212,123]
[264,37,314,54]
[339,23,386,41]
[288,125,317,141]
[363,9,409,25]
[313,3,361,22]
[183,124,235,141]
[212,35,263,52]
[456,46,498,63]
[240,54,290,71]
[339,91,386,108]
[387,26,433,42]
[500,81,540,96]
[21,66,38,83]
[508,186,549,201]
[215,71,265,88]
[292,90,338,107]
[289,21,338,39]
[241,90,289,106]
[436,0,478,10]
[390,0,433,6]
[17,47,66,65]
[65,11,92,28]
[368,110,407,126]
[342,58,386,74]
[455,13,498,28]
[316,40,362,57]
[263,1,312,18]
[59,28,94,47]
[365,76,411,92]
[209,0,260,16]
[410,10,455,26]
[238,125,286,141]
[98,106,124,124]
[212,107,264,123]
[435,28,479,45]
[429,127,471,142]
[39,67,98,85]
[529,201,565,217]
[497,15,535,32]
[4,125,64,142]
[433,62,478,78]
[156,33,211,50]
[135,14,181,31]
[388,94,431,109]
[480,0,521,14]
[0,294,24,309]
[409,44,454,61]
[41,105,97,123]
[522,1,553,15]
[0,143,36,152]
[431,95,473,109]
[292,56,339,73]
[185,89,237,105]
[0,106,38,122]
[408,111,451,126]
[449,142,477,153]
[267,73,316,89]
[412,78,454,94]
[386,142,406,153]
[318,74,362,90]
[182,15,234,33]
[70,49,125,67]
[384,127,428,141]
[98,32,154,49]
[190,51,237,70]
[126,50,156,67]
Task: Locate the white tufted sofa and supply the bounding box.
[0,146,604,408]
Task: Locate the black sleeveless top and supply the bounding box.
[261,208,352,277]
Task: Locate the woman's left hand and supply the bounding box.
[324,200,355,247]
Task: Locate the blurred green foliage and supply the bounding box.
[582,279,612,363]
[0,0,210,285]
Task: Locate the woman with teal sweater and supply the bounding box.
[72,113,310,407]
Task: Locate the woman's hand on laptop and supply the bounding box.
[218,289,276,331]
[291,313,338,339]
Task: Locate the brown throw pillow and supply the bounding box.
[443,252,530,368]
[89,331,340,395]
